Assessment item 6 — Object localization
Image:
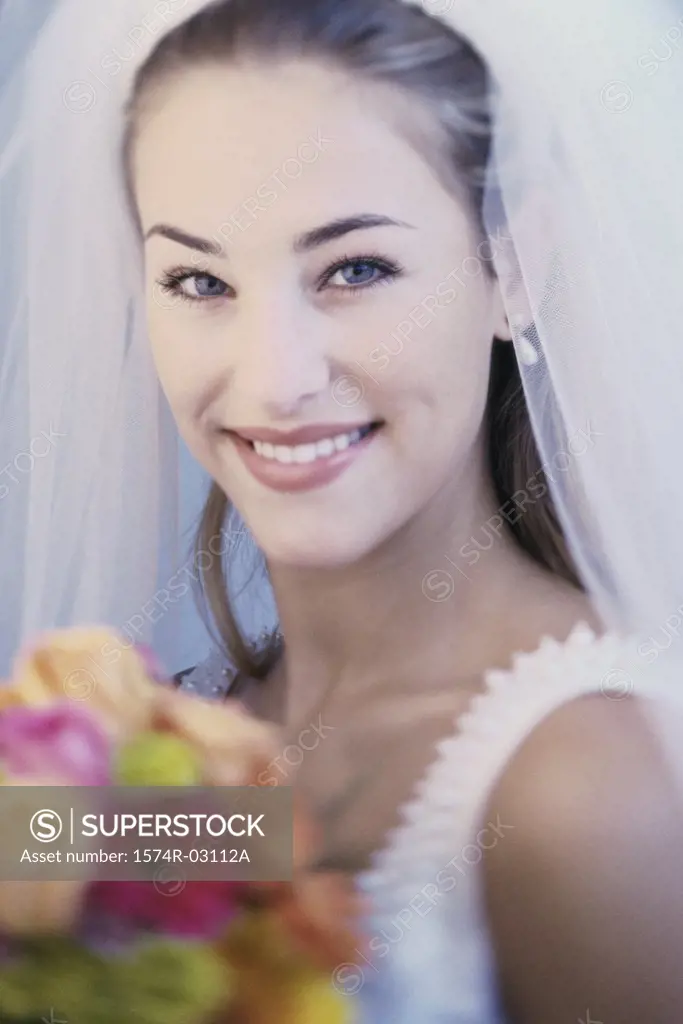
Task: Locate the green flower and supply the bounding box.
[115,732,201,786]
[0,937,228,1024]
[116,939,228,1024]
[0,937,117,1022]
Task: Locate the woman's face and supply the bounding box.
[133,59,510,567]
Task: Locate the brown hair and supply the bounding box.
[125,0,579,679]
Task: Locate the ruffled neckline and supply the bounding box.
[357,620,629,904]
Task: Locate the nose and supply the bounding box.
[232,298,333,418]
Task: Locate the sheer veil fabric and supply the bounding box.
[0,0,211,672]
[2,0,683,735]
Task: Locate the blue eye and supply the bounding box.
[321,254,402,293]
[329,261,383,286]
[158,268,230,303]
[191,274,228,298]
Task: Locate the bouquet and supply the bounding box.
[0,629,362,1024]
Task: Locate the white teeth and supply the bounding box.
[292,443,318,464]
[252,427,370,463]
[272,445,293,464]
[316,438,336,457]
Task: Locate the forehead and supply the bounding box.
[132,59,458,239]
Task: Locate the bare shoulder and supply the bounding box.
[481,693,683,1024]
[486,692,680,835]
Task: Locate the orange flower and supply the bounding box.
[0,684,22,712]
[0,875,87,936]
[151,686,279,787]
[11,627,158,741]
[245,781,368,970]
[214,910,354,1024]
[0,776,89,935]
[268,872,368,972]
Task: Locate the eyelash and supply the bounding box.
[317,252,404,295]
[156,265,231,306]
[156,252,403,306]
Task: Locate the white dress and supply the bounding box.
[178,622,681,1023]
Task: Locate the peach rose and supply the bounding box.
[11,627,159,741]
[151,686,279,787]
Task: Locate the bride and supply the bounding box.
[2,0,683,1020]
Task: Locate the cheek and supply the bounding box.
[363,284,494,423]
[145,304,207,431]
[147,310,180,397]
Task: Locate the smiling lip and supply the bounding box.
[228,421,382,493]
[231,422,374,445]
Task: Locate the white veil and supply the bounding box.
[0,0,211,673]
[1,0,683,676]
[447,0,683,642]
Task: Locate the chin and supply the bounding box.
[254,520,386,571]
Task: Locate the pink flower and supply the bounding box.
[87,880,242,939]
[0,704,112,785]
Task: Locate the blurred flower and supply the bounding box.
[244,789,368,971]
[0,683,22,712]
[0,626,359,1023]
[0,702,110,941]
[0,704,111,785]
[0,936,107,1020]
[115,731,202,786]
[0,774,93,936]
[11,627,159,741]
[88,880,242,940]
[293,973,352,1024]
[269,872,368,972]
[118,939,229,1024]
[217,911,352,1024]
[0,876,88,938]
[0,935,227,1024]
[10,627,279,787]
[10,622,278,782]
[152,687,278,787]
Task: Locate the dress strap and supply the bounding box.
[172,648,238,700]
[360,621,632,908]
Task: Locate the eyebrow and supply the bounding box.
[292,213,415,252]
[144,224,223,255]
[144,213,414,257]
